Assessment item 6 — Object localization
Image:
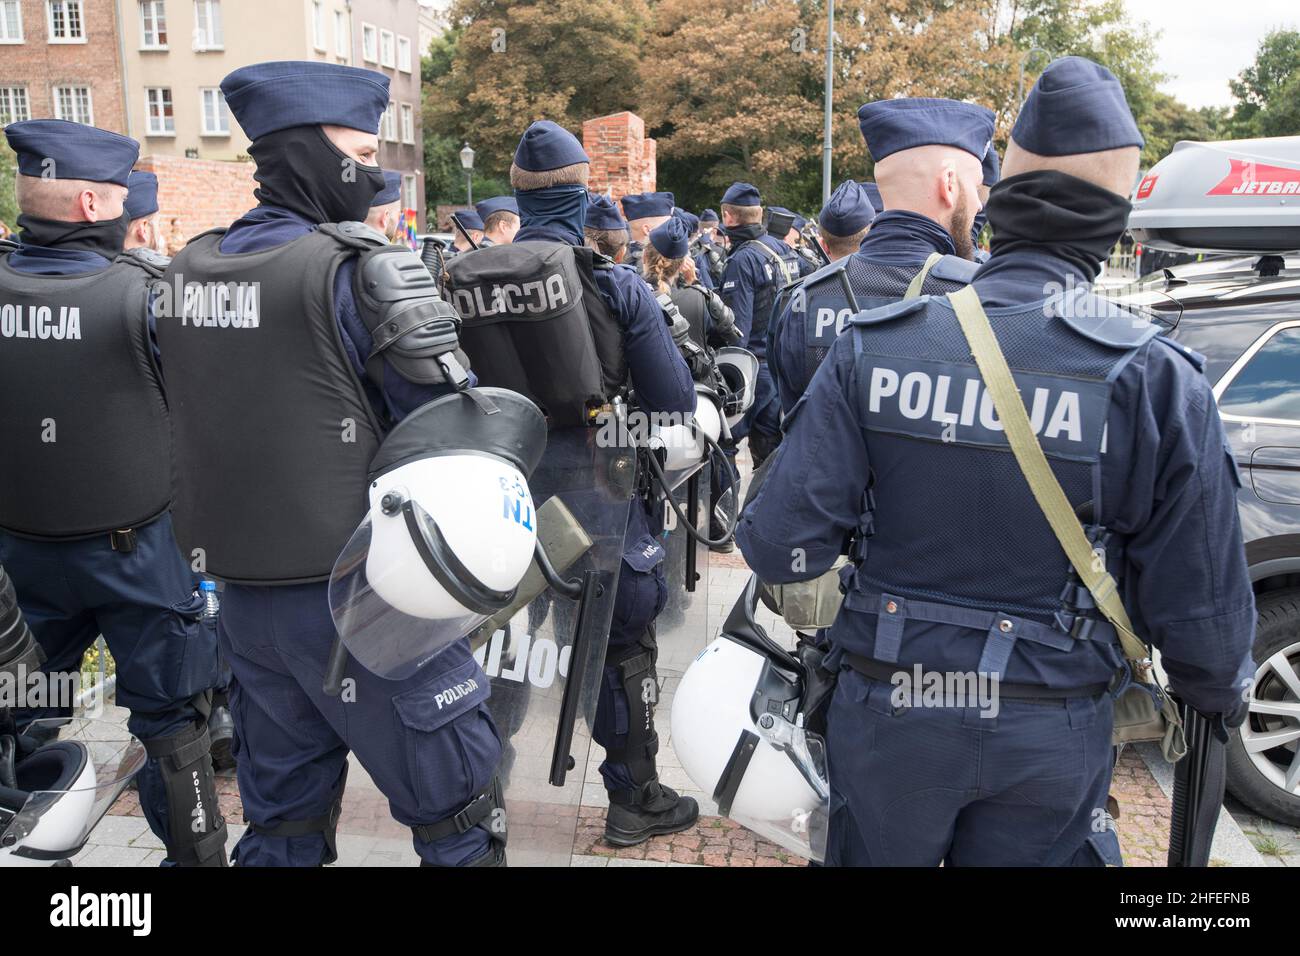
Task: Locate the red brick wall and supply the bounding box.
[582,112,656,202]
[134,154,258,250]
[0,0,126,132]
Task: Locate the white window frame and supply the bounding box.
[46,0,86,44]
[52,85,93,124]
[383,101,397,142]
[311,1,324,51]
[400,102,414,144]
[379,28,395,68]
[0,0,24,43]
[403,174,417,214]
[397,34,411,73]
[333,9,346,57]
[144,86,175,136]
[0,86,30,124]
[361,22,377,63]
[199,86,230,136]
[192,0,222,51]
[139,0,167,49]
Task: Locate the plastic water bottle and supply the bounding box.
[200,579,220,624]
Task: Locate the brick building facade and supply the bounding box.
[134,151,257,246]
[582,111,656,202]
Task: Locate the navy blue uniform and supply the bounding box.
[737,248,1255,866]
[210,207,497,866]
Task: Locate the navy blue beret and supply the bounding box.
[475,196,518,219]
[721,182,761,207]
[124,170,159,219]
[700,208,719,223]
[371,171,403,207]
[621,191,675,220]
[857,97,995,163]
[221,61,389,141]
[862,182,884,214]
[513,120,589,173]
[649,216,689,259]
[982,146,1001,187]
[1012,56,1143,156]
[585,193,628,232]
[5,119,139,187]
[819,180,875,237]
[451,209,484,232]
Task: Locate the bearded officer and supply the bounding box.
[502,122,700,845]
[768,99,994,419]
[475,196,519,246]
[0,120,225,866]
[153,61,505,867]
[363,171,404,242]
[619,190,674,273]
[737,56,1255,866]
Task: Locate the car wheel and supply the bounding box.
[1226,589,1300,826]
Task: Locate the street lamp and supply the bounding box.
[821,0,835,206]
[459,142,475,207]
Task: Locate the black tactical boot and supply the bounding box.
[604,780,699,847]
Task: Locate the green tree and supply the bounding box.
[1228,29,1300,137]
[1142,92,1223,162]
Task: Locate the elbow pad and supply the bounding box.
[705,290,742,345]
[354,245,471,389]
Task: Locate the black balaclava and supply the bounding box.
[985,170,1132,281]
[249,125,386,224]
[17,210,130,260]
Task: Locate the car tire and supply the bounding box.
[1225,589,1300,826]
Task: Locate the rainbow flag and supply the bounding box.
[397,208,419,249]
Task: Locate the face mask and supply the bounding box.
[249,125,386,224]
[17,210,131,260]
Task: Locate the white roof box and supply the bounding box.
[1129,136,1300,254]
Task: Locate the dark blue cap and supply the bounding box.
[982,146,1001,186]
[792,214,807,232]
[621,191,675,220]
[857,97,995,163]
[721,182,761,207]
[585,192,628,231]
[475,195,518,219]
[1011,56,1143,156]
[4,119,139,187]
[649,216,689,259]
[221,61,390,141]
[675,209,700,235]
[513,120,589,173]
[862,182,884,214]
[819,180,875,237]
[124,170,159,219]
[700,208,719,223]
[451,209,484,232]
[371,170,403,207]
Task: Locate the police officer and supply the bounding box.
[363,170,404,242]
[502,122,699,845]
[476,195,520,246]
[153,61,503,867]
[696,208,728,285]
[862,181,884,217]
[583,191,631,261]
[737,57,1256,866]
[660,221,740,353]
[971,147,1000,262]
[122,170,166,254]
[768,99,995,417]
[0,120,225,866]
[619,190,675,273]
[450,207,484,252]
[716,182,802,469]
[818,180,876,262]
[674,208,715,291]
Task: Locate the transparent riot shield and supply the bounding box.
[654,456,715,694]
[470,427,636,866]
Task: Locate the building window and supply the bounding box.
[193,0,222,50]
[334,9,346,57]
[139,0,167,48]
[52,85,93,124]
[0,1,23,42]
[0,86,29,124]
[361,22,376,62]
[47,1,85,42]
[397,35,411,73]
[144,87,175,135]
[311,1,324,50]
[403,174,416,214]
[379,29,394,68]
[400,103,414,144]
[383,101,397,142]
[200,87,230,135]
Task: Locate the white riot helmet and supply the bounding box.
[0,717,146,867]
[671,576,830,861]
[646,386,724,474]
[329,388,548,680]
[712,347,758,427]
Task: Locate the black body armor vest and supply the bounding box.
[155,227,383,584]
[0,251,171,539]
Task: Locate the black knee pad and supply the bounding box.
[244,762,348,866]
[602,639,661,789]
[142,720,228,867]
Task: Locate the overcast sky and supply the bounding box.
[1128,0,1299,107]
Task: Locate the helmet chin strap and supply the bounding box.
[397,497,517,616]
